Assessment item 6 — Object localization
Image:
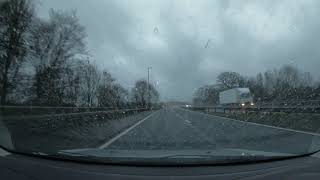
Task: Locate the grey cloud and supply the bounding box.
[38,0,320,101]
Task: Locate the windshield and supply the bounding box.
[240,92,251,98]
[1,0,320,165]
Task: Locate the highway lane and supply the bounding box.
[104,107,320,154]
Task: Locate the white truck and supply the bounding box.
[219,88,254,107]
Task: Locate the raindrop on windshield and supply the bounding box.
[205,39,211,48]
[154,27,159,34]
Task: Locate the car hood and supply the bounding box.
[57,148,297,165]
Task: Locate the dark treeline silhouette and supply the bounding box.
[0,0,159,108]
[193,64,320,106]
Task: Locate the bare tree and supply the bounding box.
[0,0,34,105]
[242,73,266,101]
[259,65,313,101]
[217,72,244,89]
[79,61,100,106]
[193,85,221,106]
[97,83,128,108]
[131,80,159,108]
[96,71,129,108]
[30,9,87,105]
[196,64,317,104]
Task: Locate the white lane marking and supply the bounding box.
[172,109,214,142]
[173,110,192,125]
[98,111,158,149]
[185,120,191,124]
[173,111,190,124]
[172,110,195,128]
[179,108,320,137]
[0,148,11,157]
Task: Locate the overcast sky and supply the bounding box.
[37,0,320,102]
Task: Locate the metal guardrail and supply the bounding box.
[254,100,320,107]
[1,108,149,121]
[0,106,149,117]
[187,104,320,114]
[0,106,151,119]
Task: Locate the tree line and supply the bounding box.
[0,0,159,108]
[193,64,320,106]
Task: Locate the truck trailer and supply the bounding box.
[219,88,254,107]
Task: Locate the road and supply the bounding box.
[100,107,320,154]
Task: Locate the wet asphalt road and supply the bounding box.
[104,107,320,154]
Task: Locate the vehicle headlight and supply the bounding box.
[241,103,245,107]
[250,102,254,106]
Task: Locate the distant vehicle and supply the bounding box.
[219,88,254,107]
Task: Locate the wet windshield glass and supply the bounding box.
[0,0,320,165]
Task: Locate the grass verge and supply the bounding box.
[198,110,320,133]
